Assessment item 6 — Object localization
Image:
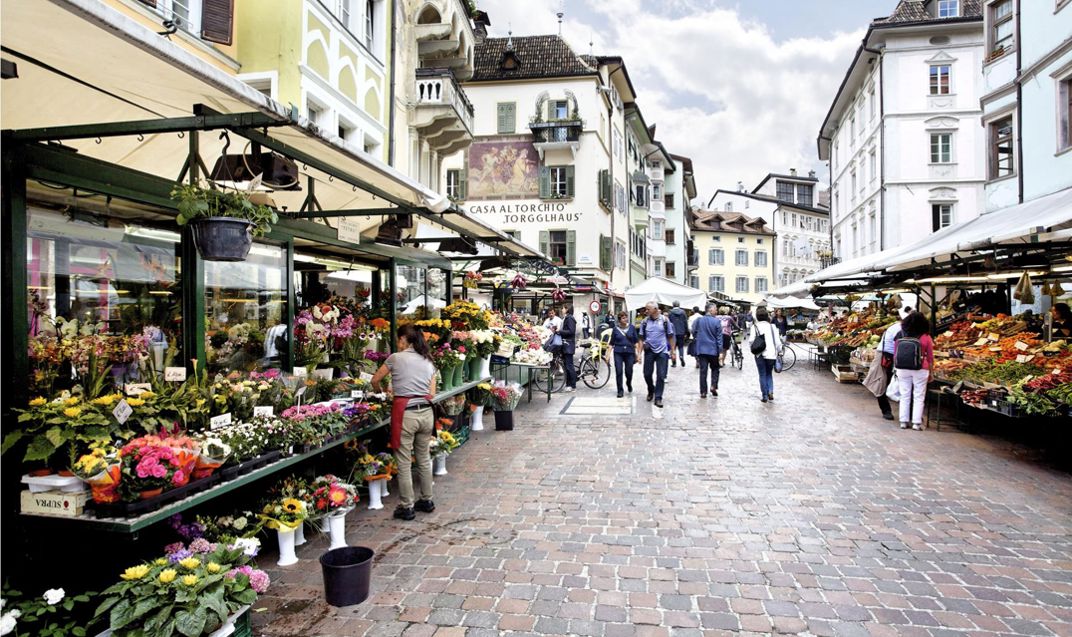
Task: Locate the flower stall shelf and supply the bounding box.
[92,538,269,637]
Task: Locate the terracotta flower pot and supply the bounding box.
[28,468,52,477]
[140,488,164,500]
[57,470,75,477]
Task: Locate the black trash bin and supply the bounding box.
[494,410,514,431]
[320,546,374,607]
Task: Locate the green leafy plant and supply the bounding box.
[170,183,278,237]
[3,391,131,470]
[1,585,96,637]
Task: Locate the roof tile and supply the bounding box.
[472,35,598,82]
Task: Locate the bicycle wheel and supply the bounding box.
[781,345,797,371]
[733,345,744,370]
[581,357,612,389]
[533,358,566,393]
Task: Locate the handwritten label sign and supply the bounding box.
[253,406,274,418]
[973,338,989,346]
[350,390,365,400]
[359,372,374,383]
[337,218,362,244]
[989,333,1001,341]
[292,367,308,378]
[210,413,232,429]
[125,383,152,396]
[164,367,187,382]
[1014,341,1029,351]
[113,400,133,425]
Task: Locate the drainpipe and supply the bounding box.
[607,65,623,297]
[864,44,885,251]
[387,0,398,166]
[1014,0,1023,204]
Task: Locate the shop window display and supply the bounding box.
[26,208,181,395]
[204,243,286,373]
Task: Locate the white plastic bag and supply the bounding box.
[885,369,902,402]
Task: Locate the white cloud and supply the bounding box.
[477,0,863,206]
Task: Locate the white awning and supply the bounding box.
[623,277,708,312]
[764,296,821,311]
[804,249,897,283]
[765,280,812,298]
[2,0,523,257]
[877,187,1072,272]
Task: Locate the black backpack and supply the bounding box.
[893,331,923,370]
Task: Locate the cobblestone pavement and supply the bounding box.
[254,354,1072,637]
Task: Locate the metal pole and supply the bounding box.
[182,131,206,375]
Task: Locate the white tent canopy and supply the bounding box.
[764,296,821,311]
[624,277,708,312]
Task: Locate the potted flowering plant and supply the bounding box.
[430,430,459,476]
[5,391,128,476]
[349,441,394,510]
[192,437,232,479]
[259,496,308,566]
[171,182,278,262]
[93,539,269,636]
[117,435,199,501]
[489,382,523,431]
[309,474,359,550]
[72,445,122,503]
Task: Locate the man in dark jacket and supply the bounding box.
[668,301,690,368]
[560,305,578,392]
[693,304,724,398]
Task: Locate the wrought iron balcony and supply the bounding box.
[529,119,583,144]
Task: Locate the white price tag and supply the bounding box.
[292,367,308,378]
[295,386,307,398]
[1015,354,1029,364]
[359,372,374,383]
[253,406,274,418]
[350,390,365,399]
[113,400,133,425]
[164,367,187,382]
[989,333,1001,342]
[973,338,989,346]
[210,413,232,429]
[1054,368,1062,375]
[125,383,152,396]
[1014,341,1029,351]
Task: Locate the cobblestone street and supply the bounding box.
[254,358,1072,637]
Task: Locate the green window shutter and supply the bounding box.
[539,166,550,199]
[565,166,575,197]
[506,103,515,132]
[566,230,577,266]
[539,230,550,258]
[497,103,516,134]
[459,168,468,200]
[600,235,611,271]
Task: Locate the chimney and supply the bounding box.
[808,170,816,179]
[789,168,797,177]
[473,11,490,44]
[736,181,745,193]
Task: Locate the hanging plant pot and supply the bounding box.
[190,217,254,262]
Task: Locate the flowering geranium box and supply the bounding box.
[20,489,88,517]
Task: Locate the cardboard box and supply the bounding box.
[20,489,88,517]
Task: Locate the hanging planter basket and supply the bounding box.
[190,217,254,262]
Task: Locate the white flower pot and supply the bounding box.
[276,526,299,566]
[471,404,485,431]
[22,473,84,493]
[294,522,306,546]
[328,511,348,550]
[382,478,390,497]
[367,479,384,510]
[433,454,448,476]
[479,355,491,379]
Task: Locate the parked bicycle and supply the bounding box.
[534,335,612,392]
[728,330,745,370]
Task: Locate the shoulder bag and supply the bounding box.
[749,323,767,356]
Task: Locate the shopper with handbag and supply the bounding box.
[609,311,639,398]
[750,307,783,403]
[874,306,913,421]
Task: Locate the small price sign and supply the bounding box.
[113,400,133,425]
[253,406,274,418]
[359,372,374,383]
[295,386,307,398]
[210,413,232,429]
[164,367,187,382]
[125,383,152,396]
[351,390,365,399]
[1014,341,1030,351]
[292,367,308,378]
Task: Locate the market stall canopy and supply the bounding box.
[765,280,812,299]
[764,296,821,311]
[623,277,708,312]
[1,0,527,257]
[876,188,1072,273]
[804,249,899,284]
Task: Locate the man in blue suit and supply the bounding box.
[693,304,724,398]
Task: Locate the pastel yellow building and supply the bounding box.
[690,211,776,305]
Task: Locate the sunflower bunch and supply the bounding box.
[259,496,308,530]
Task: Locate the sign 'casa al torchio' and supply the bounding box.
[466,201,582,225]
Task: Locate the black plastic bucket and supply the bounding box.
[320,546,374,607]
[191,217,253,262]
[494,410,514,431]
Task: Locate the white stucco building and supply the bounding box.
[818,0,986,261]
[708,170,831,289]
[981,0,1072,210]
[666,154,697,286]
[441,35,638,310]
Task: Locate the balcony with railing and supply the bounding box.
[413,68,474,155]
[529,119,583,159]
[648,164,665,182]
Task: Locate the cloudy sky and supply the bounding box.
[475,0,896,206]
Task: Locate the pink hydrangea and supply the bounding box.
[164,542,185,555]
[249,569,271,593]
[188,538,215,554]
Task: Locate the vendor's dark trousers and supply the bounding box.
[613,351,636,394]
[876,363,893,415]
[643,351,669,401]
[674,339,687,365]
[697,354,720,394]
[563,351,577,389]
